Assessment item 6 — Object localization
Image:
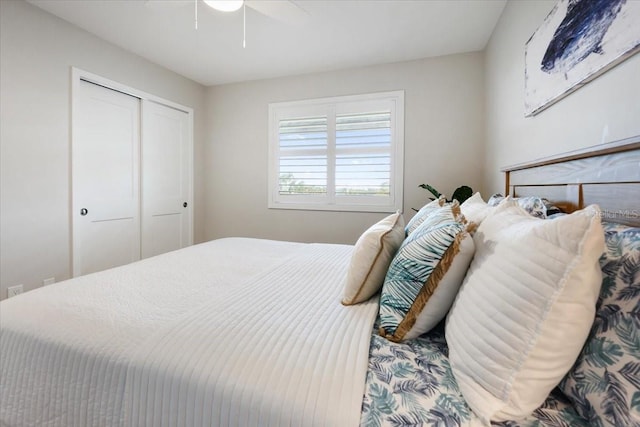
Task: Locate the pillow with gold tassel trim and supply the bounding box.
[379,201,475,341]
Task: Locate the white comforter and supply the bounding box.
[0,238,378,427]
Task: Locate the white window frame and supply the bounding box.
[268,91,404,213]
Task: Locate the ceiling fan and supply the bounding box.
[203,1,307,24]
[145,0,308,26]
[145,0,308,47]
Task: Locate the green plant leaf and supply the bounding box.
[451,185,473,204]
[418,184,441,199]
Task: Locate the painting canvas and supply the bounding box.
[525,0,640,117]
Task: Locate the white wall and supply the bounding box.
[484,0,640,194]
[0,0,206,299]
[204,53,485,245]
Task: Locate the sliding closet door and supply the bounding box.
[72,80,141,276]
[141,100,192,259]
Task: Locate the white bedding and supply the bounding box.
[0,238,378,427]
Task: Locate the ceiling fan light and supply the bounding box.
[203,0,244,12]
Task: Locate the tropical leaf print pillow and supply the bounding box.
[405,196,446,236]
[560,222,640,427]
[378,202,474,342]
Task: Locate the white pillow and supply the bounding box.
[445,202,605,423]
[459,192,491,227]
[342,212,405,305]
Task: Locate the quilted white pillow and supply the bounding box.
[342,212,405,305]
[446,202,605,423]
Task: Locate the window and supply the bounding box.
[268,91,404,212]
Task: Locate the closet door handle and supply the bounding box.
[80,208,88,216]
[183,202,188,208]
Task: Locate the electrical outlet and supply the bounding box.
[7,284,23,298]
[43,277,55,286]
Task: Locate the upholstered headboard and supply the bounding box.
[502,135,640,226]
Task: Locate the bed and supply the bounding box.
[1,137,639,427]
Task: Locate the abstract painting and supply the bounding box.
[525,0,640,117]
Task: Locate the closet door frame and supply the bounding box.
[70,67,194,277]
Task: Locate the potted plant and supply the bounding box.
[413,184,473,211]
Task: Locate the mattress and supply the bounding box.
[0,238,379,427]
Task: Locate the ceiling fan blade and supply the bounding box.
[144,0,191,9]
[246,0,309,25]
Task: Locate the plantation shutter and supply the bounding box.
[269,91,403,212]
[277,116,328,196]
[335,111,391,197]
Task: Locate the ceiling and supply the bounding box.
[28,0,507,86]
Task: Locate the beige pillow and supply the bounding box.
[342,212,405,305]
